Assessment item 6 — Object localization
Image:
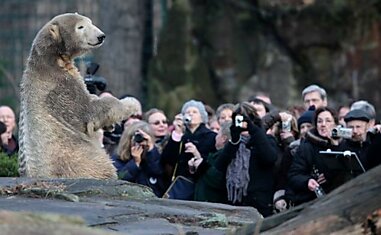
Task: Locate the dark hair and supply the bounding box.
[313,107,339,127]
[204,104,215,119]
[234,102,261,126]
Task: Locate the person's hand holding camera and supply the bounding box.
[1,131,11,146]
[308,175,326,192]
[230,112,247,144]
[307,178,320,192]
[134,129,154,151]
[244,115,258,136]
[185,142,202,174]
[173,114,185,135]
[184,142,201,159]
[131,143,143,167]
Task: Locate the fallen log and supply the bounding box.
[235,164,381,234]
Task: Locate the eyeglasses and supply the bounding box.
[150,120,168,125]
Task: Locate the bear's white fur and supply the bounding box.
[19,13,139,179]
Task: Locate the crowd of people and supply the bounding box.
[1,84,381,218]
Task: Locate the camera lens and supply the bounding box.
[183,115,192,124]
[134,133,145,143]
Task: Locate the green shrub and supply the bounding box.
[0,152,19,177]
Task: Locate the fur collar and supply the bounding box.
[305,128,338,148]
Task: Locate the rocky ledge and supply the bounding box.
[0,178,261,235]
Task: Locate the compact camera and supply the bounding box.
[331,126,353,139]
[235,115,244,128]
[133,133,146,143]
[282,120,291,132]
[183,115,192,125]
[314,185,326,198]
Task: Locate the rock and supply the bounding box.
[0,210,117,235]
[0,178,262,234]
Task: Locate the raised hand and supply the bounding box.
[173,114,185,135]
[131,144,143,167]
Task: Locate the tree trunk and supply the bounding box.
[97,0,146,99]
[235,164,381,234]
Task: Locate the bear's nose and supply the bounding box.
[97,34,106,43]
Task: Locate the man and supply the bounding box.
[0,106,18,155]
[350,100,377,127]
[338,105,350,127]
[343,109,373,171]
[301,84,328,109]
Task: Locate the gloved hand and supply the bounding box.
[245,116,257,136]
[188,156,203,174]
[230,112,244,143]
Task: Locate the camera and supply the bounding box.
[0,121,6,135]
[331,126,353,139]
[368,127,380,135]
[314,185,326,198]
[133,133,146,143]
[183,115,192,125]
[235,115,244,128]
[282,119,291,132]
[84,62,107,95]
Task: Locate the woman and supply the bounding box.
[187,121,232,203]
[144,108,170,153]
[287,107,342,205]
[215,103,235,125]
[112,121,165,197]
[161,100,217,199]
[216,102,278,217]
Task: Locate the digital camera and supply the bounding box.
[331,126,353,139]
[282,120,291,132]
[314,185,326,198]
[183,115,192,125]
[235,115,244,128]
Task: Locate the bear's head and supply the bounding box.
[32,13,105,58]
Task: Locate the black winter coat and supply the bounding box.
[366,132,381,169]
[161,123,217,181]
[288,129,344,205]
[215,124,278,217]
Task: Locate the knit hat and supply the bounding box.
[297,106,315,130]
[344,109,372,123]
[181,100,209,124]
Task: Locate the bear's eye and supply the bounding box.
[77,26,84,29]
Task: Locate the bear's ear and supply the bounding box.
[48,23,61,41]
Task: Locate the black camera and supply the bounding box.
[0,121,6,135]
[84,62,107,95]
[133,133,146,143]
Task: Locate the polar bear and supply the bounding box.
[18,13,140,179]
